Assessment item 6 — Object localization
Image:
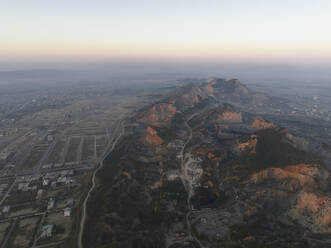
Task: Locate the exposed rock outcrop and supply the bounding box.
[144,126,163,145]
[249,163,328,190]
[218,110,243,123]
[140,103,177,126]
[291,192,331,233]
[252,117,276,130]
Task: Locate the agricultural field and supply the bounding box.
[0,221,11,244]
[81,136,95,162]
[4,190,37,206]
[8,204,39,218]
[96,136,107,158]
[21,142,50,173]
[38,212,72,245]
[46,139,66,165]
[64,137,81,163]
[7,216,40,248]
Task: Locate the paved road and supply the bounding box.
[77,121,125,248]
[14,133,40,169]
[0,208,63,223]
[35,241,64,248]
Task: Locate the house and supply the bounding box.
[57,176,66,183]
[65,177,75,185]
[42,179,49,186]
[36,189,43,200]
[42,164,52,169]
[2,206,10,214]
[40,224,53,238]
[47,198,55,210]
[64,208,71,217]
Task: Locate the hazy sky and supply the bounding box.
[1,0,331,65]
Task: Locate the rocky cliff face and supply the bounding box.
[84,78,331,248]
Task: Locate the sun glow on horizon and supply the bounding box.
[1,0,331,64]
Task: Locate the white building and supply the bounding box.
[43,179,49,186]
[64,208,71,217]
[2,206,10,214]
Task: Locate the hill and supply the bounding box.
[83,78,331,248]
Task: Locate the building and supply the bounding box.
[57,176,66,183]
[2,206,10,214]
[36,189,43,200]
[47,198,55,210]
[40,224,53,239]
[42,164,52,169]
[64,208,71,217]
[65,177,75,185]
[43,179,49,186]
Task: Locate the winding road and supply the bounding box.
[179,114,204,248]
[77,121,125,248]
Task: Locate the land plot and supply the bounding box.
[37,212,72,245]
[96,136,107,158]
[67,127,106,136]
[7,216,40,248]
[0,221,10,244]
[46,140,66,164]
[64,137,81,163]
[20,143,49,172]
[81,136,95,162]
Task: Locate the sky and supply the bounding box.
[1,0,331,68]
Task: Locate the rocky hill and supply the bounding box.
[83,78,331,248]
